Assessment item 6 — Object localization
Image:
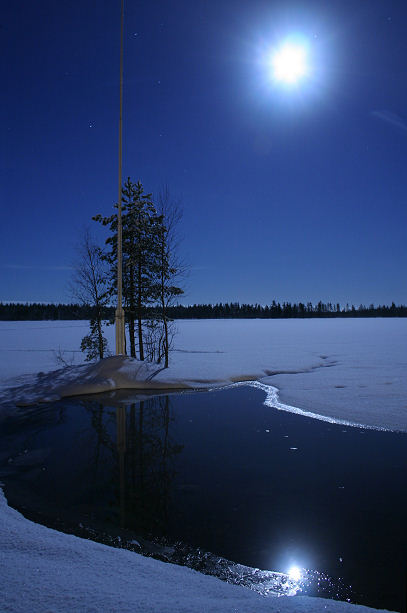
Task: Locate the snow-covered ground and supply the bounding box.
[0,318,405,612]
[1,318,406,430]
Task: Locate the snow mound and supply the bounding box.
[0,355,260,408]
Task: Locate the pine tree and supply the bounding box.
[94,178,160,360]
[80,318,109,361]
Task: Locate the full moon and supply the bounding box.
[271,42,308,84]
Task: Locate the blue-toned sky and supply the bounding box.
[2,0,407,305]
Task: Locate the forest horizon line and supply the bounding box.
[1,300,406,321]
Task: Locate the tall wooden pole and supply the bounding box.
[115,0,126,355]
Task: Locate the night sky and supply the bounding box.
[2,0,407,305]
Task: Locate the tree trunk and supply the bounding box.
[163,311,168,368]
[137,262,144,361]
[128,313,136,358]
[129,265,136,358]
[96,306,104,359]
[160,242,169,368]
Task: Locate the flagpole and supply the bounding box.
[115,0,126,355]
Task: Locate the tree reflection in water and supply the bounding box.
[4,387,404,608]
[84,394,183,537]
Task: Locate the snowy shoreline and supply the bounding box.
[0,319,404,611]
[0,353,397,432]
[1,317,406,431]
[0,487,391,613]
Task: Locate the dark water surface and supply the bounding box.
[1,386,406,611]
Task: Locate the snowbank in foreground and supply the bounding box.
[0,489,390,613]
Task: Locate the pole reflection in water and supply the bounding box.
[102,395,183,536]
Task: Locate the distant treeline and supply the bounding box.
[1,301,406,321]
[0,303,99,321]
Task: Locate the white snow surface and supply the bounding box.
[1,318,406,431]
[0,318,402,612]
[0,489,392,612]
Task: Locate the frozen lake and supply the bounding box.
[1,318,406,431]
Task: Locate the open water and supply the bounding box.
[1,386,406,611]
